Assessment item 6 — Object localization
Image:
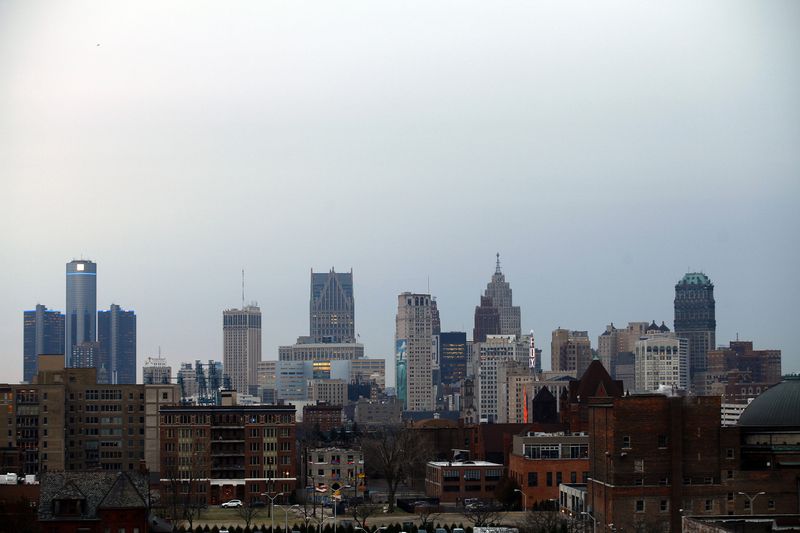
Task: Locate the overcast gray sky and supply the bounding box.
[1,1,798,385]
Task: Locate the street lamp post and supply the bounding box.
[738,491,766,516]
[262,491,285,532]
[513,489,528,511]
[580,512,597,533]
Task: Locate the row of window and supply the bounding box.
[528,471,588,486]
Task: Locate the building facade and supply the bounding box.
[425,460,504,503]
[143,356,172,385]
[395,293,434,412]
[0,355,178,476]
[310,269,355,344]
[223,305,262,394]
[159,402,297,505]
[674,272,716,386]
[65,259,97,369]
[633,331,689,392]
[507,432,590,507]
[307,447,365,498]
[279,341,364,362]
[23,304,65,383]
[440,332,468,385]
[97,304,137,384]
[551,329,592,376]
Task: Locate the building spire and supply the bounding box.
[495,252,502,274]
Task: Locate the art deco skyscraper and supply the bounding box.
[98,304,137,384]
[223,305,262,394]
[395,293,434,412]
[474,254,521,340]
[65,259,97,368]
[23,304,65,382]
[674,272,716,382]
[310,269,355,343]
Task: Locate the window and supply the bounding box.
[705,500,712,512]
[658,435,668,448]
[622,436,631,449]
[768,500,775,510]
[744,499,751,510]
[570,471,577,483]
[546,472,553,487]
[556,472,562,485]
[464,470,481,480]
[635,500,644,513]
[527,472,538,487]
[660,500,668,512]
[727,493,734,502]
[726,448,735,459]
[727,470,733,479]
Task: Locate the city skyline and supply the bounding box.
[2,2,798,384]
[2,257,795,386]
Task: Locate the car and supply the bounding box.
[221,499,243,508]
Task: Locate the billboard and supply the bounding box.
[395,339,407,409]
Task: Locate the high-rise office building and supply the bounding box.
[223,305,262,394]
[473,254,521,342]
[440,331,468,385]
[473,296,500,343]
[551,329,592,376]
[98,304,137,384]
[674,272,716,382]
[143,356,172,385]
[484,254,521,336]
[23,304,65,383]
[65,259,97,368]
[633,330,689,392]
[70,341,102,376]
[310,269,355,343]
[395,293,434,411]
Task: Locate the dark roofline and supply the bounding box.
[159,405,296,413]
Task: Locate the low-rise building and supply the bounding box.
[425,460,504,503]
[507,431,590,507]
[306,447,365,501]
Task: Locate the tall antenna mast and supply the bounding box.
[242,269,245,308]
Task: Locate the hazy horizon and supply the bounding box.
[2,1,798,385]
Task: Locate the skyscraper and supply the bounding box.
[65,259,97,368]
[473,254,521,341]
[439,331,467,385]
[98,304,137,384]
[223,305,262,394]
[674,272,716,383]
[310,269,355,343]
[23,304,65,383]
[395,292,434,411]
[473,296,500,343]
[551,328,592,376]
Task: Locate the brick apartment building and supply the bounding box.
[159,397,297,505]
[302,403,344,434]
[507,431,590,508]
[0,355,178,476]
[587,379,800,532]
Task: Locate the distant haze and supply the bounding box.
[1,1,798,384]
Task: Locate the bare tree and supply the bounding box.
[362,425,432,512]
[518,509,585,533]
[349,501,384,530]
[237,497,265,530]
[161,456,207,531]
[461,504,504,527]
[416,504,441,532]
